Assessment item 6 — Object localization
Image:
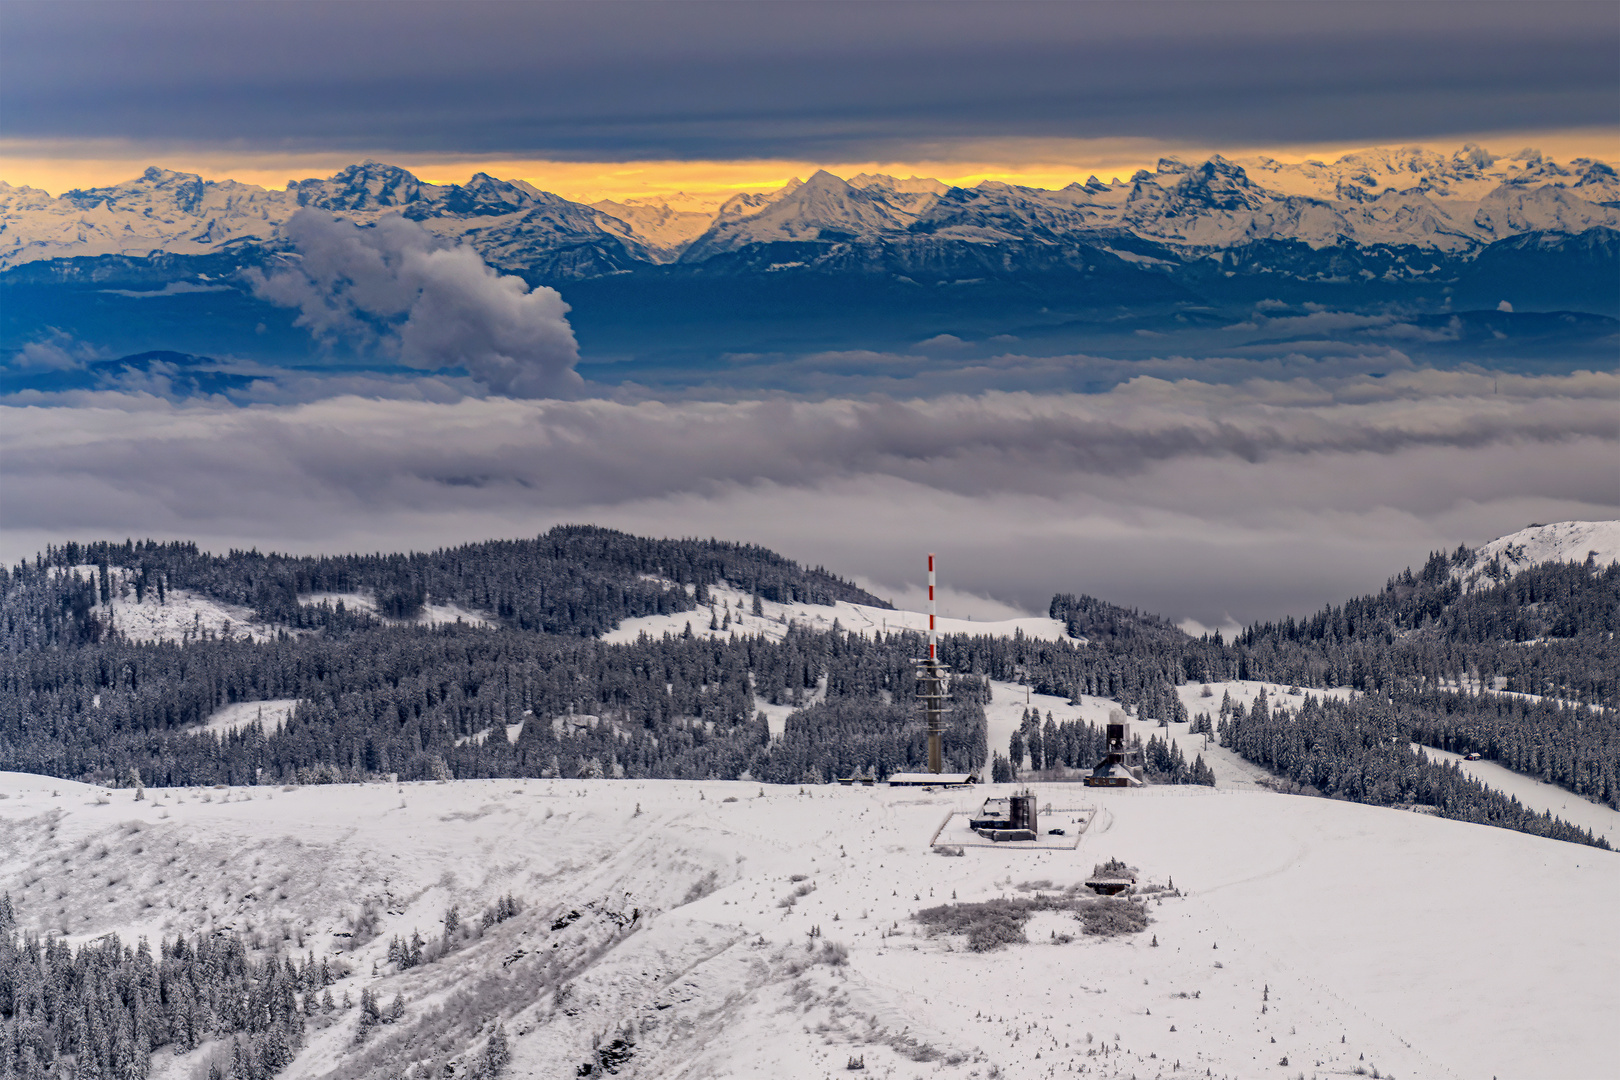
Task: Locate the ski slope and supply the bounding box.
[1,771,1611,1080]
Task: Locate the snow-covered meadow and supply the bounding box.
[602,582,1075,646]
[54,563,280,644]
[2,753,1613,1079]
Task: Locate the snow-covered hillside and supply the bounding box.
[1412,743,1620,847]
[195,699,300,738]
[300,590,496,629]
[600,582,1074,646]
[1456,519,1620,591]
[52,563,280,643]
[1,770,1612,1079]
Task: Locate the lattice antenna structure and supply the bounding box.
[914,553,951,773]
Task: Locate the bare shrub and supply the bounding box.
[1077,898,1149,937]
[348,899,383,949]
[915,898,1035,952]
[682,871,719,905]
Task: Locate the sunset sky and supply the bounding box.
[5,127,1619,205]
[4,1,1615,199]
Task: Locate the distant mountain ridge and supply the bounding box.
[4,145,1616,279]
[6,147,1618,362]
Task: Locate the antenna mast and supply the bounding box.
[916,553,950,773]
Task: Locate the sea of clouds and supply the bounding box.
[4,367,1613,629]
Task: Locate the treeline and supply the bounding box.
[1398,690,1616,805]
[0,625,993,786]
[757,694,988,784]
[0,529,1615,848]
[993,705,1213,786]
[1216,690,1610,849]
[3,526,888,648]
[1232,556,1618,705]
[0,895,348,1079]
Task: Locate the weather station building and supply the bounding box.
[968,791,1039,841]
[1084,718,1146,787]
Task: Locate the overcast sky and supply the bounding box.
[4,1,1615,162]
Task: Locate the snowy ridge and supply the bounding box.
[1456,519,1620,591]
[1,769,1612,1079]
[1412,743,1620,846]
[587,196,714,259]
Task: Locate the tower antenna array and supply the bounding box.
[916,553,950,773]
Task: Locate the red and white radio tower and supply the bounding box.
[916,553,950,773]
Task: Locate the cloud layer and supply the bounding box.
[3,370,1613,626]
[3,3,1613,160]
[249,211,582,397]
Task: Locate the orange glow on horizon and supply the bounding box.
[4,129,1615,204]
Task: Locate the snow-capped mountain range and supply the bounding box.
[3,145,1615,278]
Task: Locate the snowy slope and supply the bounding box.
[53,564,281,643]
[195,699,299,738]
[1456,519,1620,590]
[1,770,1612,1079]
[599,582,1074,646]
[1412,743,1620,847]
[984,679,1126,776]
[300,590,495,629]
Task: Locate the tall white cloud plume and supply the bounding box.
[249,210,582,398]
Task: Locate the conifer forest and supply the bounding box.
[1,528,1613,840]
[0,526,1616,1075]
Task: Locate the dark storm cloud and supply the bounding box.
[3,2,1614,160]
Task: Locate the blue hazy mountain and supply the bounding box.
[0,350,264,397]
